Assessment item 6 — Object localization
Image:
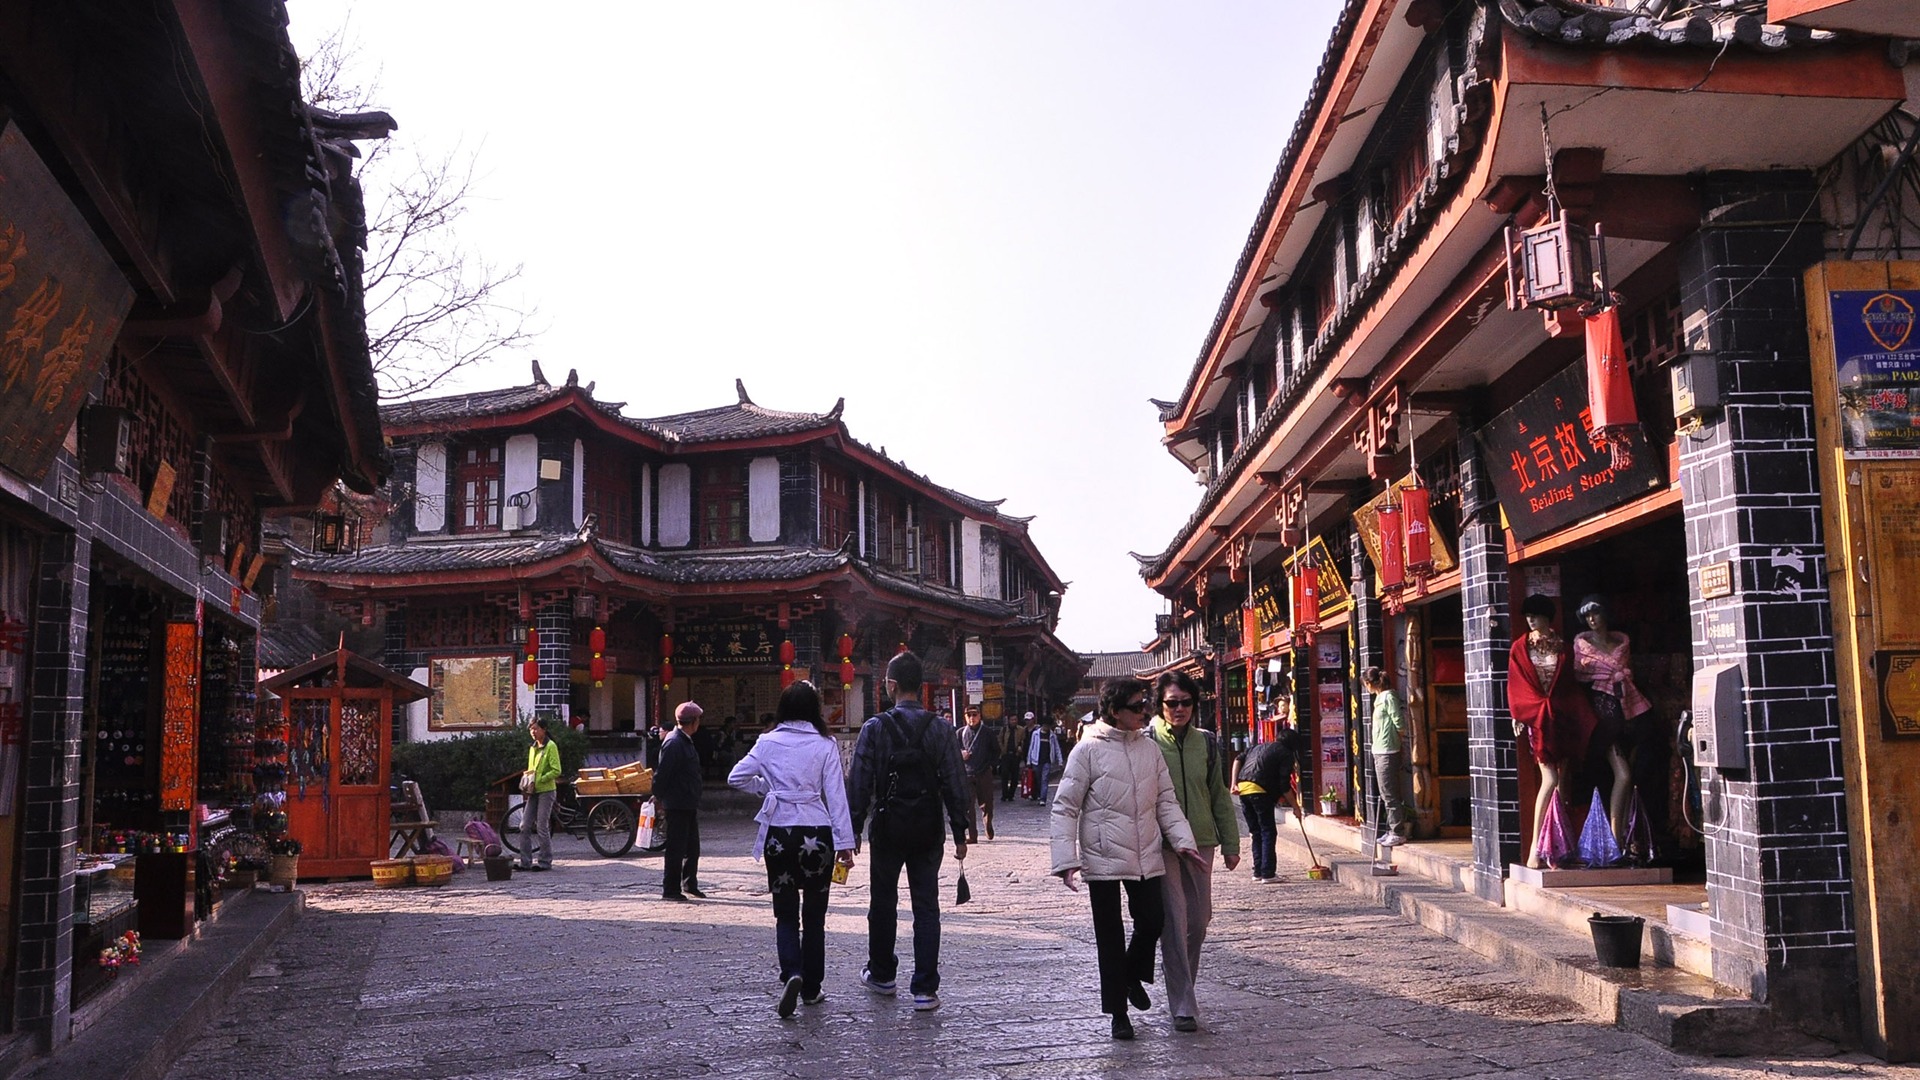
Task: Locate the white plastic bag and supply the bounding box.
[635,798,657,850]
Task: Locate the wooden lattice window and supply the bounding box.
[820,467,851,549]
[699,460,747,547]
[452,442,503,533]
[584,448,633,543]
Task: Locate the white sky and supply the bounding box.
[289,1,1344,654]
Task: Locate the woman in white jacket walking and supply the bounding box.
[1050,677,1202,1040]
[728,680,856,1019]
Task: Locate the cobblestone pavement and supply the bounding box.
[167,800,1918,1080]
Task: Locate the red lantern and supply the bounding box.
[660,633,674,659]
[1376,503,1405,590]
[1402,486,1433,573]
[522,657,539,687]
[780,668,796,689]
[525,627,540,657]
[837,633,853,661]
[839,659,856,688]
[590,655,607,685]
[660,657,674,685]
[779,639,795,666]
[589,625,606,654]
[1584,305,1638,469]
[1294,564,1321,635]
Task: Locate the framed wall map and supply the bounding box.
[429,655,515,730]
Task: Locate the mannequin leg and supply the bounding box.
[1607,745,1633,852]
[1525,761,1561,870]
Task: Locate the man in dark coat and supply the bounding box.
[655,701,706,899]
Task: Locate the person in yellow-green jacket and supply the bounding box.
[520,718,563,871]
[1147,671,1241,1034]
[1365,667,1411,848]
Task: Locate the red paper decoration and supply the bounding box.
[526,627,540,657]
[839,659,856,688]
[1584,306,1638,469]
[780,668,796,689]
[661,657,674,685]
[589,626,606,654]
[660,633,674,659]
[1377,503,1405,590]
[590,655,607,685]
[1403,486,1433,573]
[1293,564,1321,637]
[836,633,853,660]
[523,657,539,687]
[779,639,795,666]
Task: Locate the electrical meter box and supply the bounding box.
[1691,662,1747,770]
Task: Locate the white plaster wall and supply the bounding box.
[658,463,691,547]
[748,455,780,542]
[981,528,1003,600]
[573,439,585,528]
[961,519,983,596]
[414,443,446,533]
[504,434,540,528]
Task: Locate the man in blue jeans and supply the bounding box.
[847,651,973,1012]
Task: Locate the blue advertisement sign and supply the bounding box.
[1831,289,1920,453]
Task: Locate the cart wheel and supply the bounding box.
[586,799,637,857]
[501,802,525,854]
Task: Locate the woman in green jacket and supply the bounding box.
[1365,667,1411,848]
[1147,671,1240,1033]
[520,718,563,871]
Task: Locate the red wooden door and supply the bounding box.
[284,689,393,878]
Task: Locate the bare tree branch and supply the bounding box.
[301,18,539,401]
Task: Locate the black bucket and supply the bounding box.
[483,855,514,882]
[1589,913,1645,967]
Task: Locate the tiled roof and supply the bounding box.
[599,545,848,584]
[259,619,338,672]
[293,536,585,576]
[1496,0,1835,50]
[381,384,575,426]
[1083,651,1152,680]
[641,402,838,444]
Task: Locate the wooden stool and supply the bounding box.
[453,835,488,865]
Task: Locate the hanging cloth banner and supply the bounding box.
[1402,486,1433,573]
[1584,306,1639,469]
[1376,504,1405,590]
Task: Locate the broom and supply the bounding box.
[1294,792,1332,880]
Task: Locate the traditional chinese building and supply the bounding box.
[0,0,389,1057]
[292,367,1085,746]
[1139,0,1919,1057]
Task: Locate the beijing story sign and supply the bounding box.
[1477,362,1663,543]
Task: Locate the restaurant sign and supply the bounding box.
[1830,289,1920,455]
[677,620,780,666]
[0,121,135,481]
[1477,362,1663,543]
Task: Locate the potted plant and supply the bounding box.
[266,837,302,887]
[1319,785,1341,817]
[228,856,265,889]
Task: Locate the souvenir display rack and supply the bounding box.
[88,590,156,823]
[197,627,258,812]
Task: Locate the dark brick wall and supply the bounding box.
[1459,424,1519,904]
[1676,171,1857,1039]
[1348,527,1386,854]
[13,531,88,1045]
[779,450,817,547]
[533,604,572,719]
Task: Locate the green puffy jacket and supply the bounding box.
[526,739,562,794]
[1148,719,1240,856]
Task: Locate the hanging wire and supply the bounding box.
[1540,105,1560,216]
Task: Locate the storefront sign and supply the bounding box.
[1284,538,1352,619]
[1830,289,1920,455]
[1250,575,1286,640]
[677,620,779,666]
[1863,464,1920,648]
[1698,561,1733,600]
[1477,362,1663,542]
[0,122,136,482]
[1354,478,1458,590]
[1703,608,1742,657]
[1876,652,1920,738]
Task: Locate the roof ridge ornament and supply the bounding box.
[531,360,549,388]
[735,378,753,405]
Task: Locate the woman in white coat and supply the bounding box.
[1050,677,1202,1040]
[728,680,856,1019]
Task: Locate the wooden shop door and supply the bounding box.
[284,689,392,878]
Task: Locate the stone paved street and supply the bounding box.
[166,801,1919,1080]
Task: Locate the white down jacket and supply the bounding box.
[1049,721,1198,881]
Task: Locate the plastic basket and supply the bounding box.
[371,859,413,888]
[412,855,454,887]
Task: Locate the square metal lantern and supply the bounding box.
[1507,212,1603,311]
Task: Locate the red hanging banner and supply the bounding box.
[1584,305,1639,468]
[1376,504,1405,590]
[1294,564,1321,636]
[1402,486,1433,573]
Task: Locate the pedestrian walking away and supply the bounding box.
[1235,721,1304,883]
[1148,671,1240,1032]
[1050,677,1202,1041]
[1027,716,1063,803]
[958,704,1000,841]
[1001,713,1030,801]
[727,680,856,1018]
[518,718,562,871]
[846,651,974,1012]
[656,701,707,899]
[1365,667,1412,848]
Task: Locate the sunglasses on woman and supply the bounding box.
[1161,696,1194,708]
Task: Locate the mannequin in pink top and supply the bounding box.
[1572,596,1648,852]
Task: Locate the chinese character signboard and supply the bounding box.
[1829,289,1920,455]
[0,121,135,481]
[1477,362,1663,543]
[1250,575,1286,640]
[678,620,780,666]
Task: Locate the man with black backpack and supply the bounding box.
[847,651,973,1012]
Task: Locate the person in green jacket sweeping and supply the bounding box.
[1365,667,1412,848]
[520,718,563,871]
[1148,671,1241,1034]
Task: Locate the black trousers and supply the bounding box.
[765,825,833,995]
[1087,877,1164,1015]
[662,808,700,896]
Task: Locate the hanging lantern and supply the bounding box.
[525,627,540,657]
[589,626,606,654]
[590,655,607,686]
[1376,503,1405,591]
[836,633,853,660]
[660,657,674,685]
[660,633,674,659]
[840,659,856,688]
[1402,486,1433,574]
[780,668,796,689]
[522,656,539,687]
[1584,305,1638,470]
[779,639,795,666]
[1294,563,1321,636]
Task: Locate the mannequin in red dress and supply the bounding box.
[1508,594,1597,868]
